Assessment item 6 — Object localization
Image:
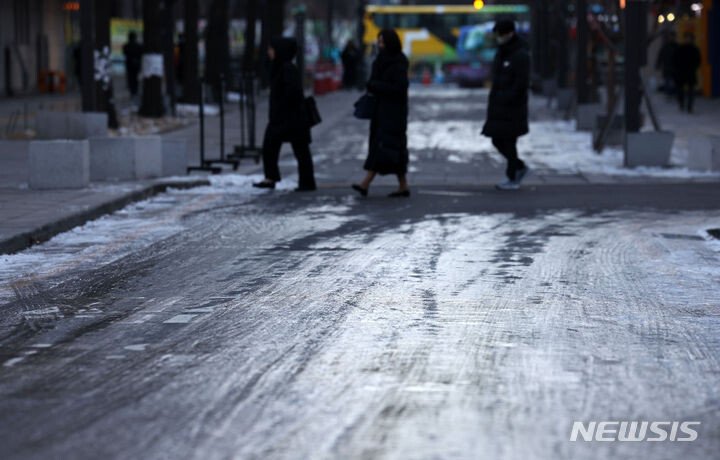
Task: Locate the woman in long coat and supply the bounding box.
[352,29,410,198]
[253,37,316,191]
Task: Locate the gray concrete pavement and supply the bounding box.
[1,86,719,460]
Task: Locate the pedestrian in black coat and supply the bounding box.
[253,37,317,192]
[341,41,360,89]
[655,32,678,98]
[673,32,702,113]
[482,20,530,191]
[122,32,143,97]
[352,29,411,198]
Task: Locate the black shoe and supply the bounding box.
[294,186,317,192]
[388,189,411,198]
[352,184,368,197]
[253,180,276,189]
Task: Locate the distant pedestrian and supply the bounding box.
[655,32,678,98]
[341,40,360,89]
[253,37,317,192]
[72,43,82,87]
[352,29,410,198]
[673,32,701,113]
[122,32,143,97]
[482,19,530,191]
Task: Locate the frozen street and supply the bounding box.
[1,89,720,460]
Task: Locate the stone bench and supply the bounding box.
[89,136,163,181]
[28,140,89,189]
[687,136,720,172]
[35,111,108,140]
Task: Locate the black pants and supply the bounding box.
[262,129,316,189]
[675,78,695,112]
[492,137,526,181]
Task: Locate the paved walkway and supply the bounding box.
[1,85,718,255]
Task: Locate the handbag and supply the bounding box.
[304,96,322,127]
[353,93,376,120]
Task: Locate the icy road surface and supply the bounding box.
[1,185,719,460]
[1,87,719,460]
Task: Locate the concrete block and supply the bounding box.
[28,140,89,189]
[687,136,720,171]
[36,111,108,140]
[69,112,108,139]
[134,136,163,179]
[89,137,136,181]
[89,136,163,181]
[625,132,674,168]
[161,138,188,176]
[556,89,574,111]
[35,112,68,139]
[576,103,603,131]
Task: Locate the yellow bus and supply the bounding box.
[363,4,531,85]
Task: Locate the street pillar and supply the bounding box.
[555,1,570,88]
[624,0,648,134]
[182,0,200,104]
[294,6,307,80]
[356,0,367,90]
[243,0,258,72]
[576,0,590,104]
[139,0,165,118]
[80,0,96,111]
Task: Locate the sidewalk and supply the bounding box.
[0,90,360,255]
[1,85,718,255]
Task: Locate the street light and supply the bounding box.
[473,0,484,10]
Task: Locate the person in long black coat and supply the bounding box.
[673,32,702,113]
[352,29,411,198]
[482,20,530,191]
[253,37,316,191]
[122,32,143,97]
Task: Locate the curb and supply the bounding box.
[0,178,210,256]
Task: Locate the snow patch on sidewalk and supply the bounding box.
[409,117,720,179]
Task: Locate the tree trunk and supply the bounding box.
[139,0,165,117]
[182,0,200,103]
[205,0,230,102]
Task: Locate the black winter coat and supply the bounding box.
[267,38,310,144]
[482,35,530,139]
[673,43,701,84]
[365,51,410,175]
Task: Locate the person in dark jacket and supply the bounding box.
[352,29,410,198]
[482,19,530,191]
[673,32,702,113]
[655,32,678,98]
[341,40,360,89]
[122,32,142,97]
[253,37,317,191]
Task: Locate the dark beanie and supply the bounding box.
[493,19,516,35]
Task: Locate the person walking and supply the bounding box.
[673,32,702,113]
[352,29,410,198]
[655,32,678,98]
[253,37,317,192]
[482,19,530,191]
[341,40,360,89]
[122,32,143,98]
